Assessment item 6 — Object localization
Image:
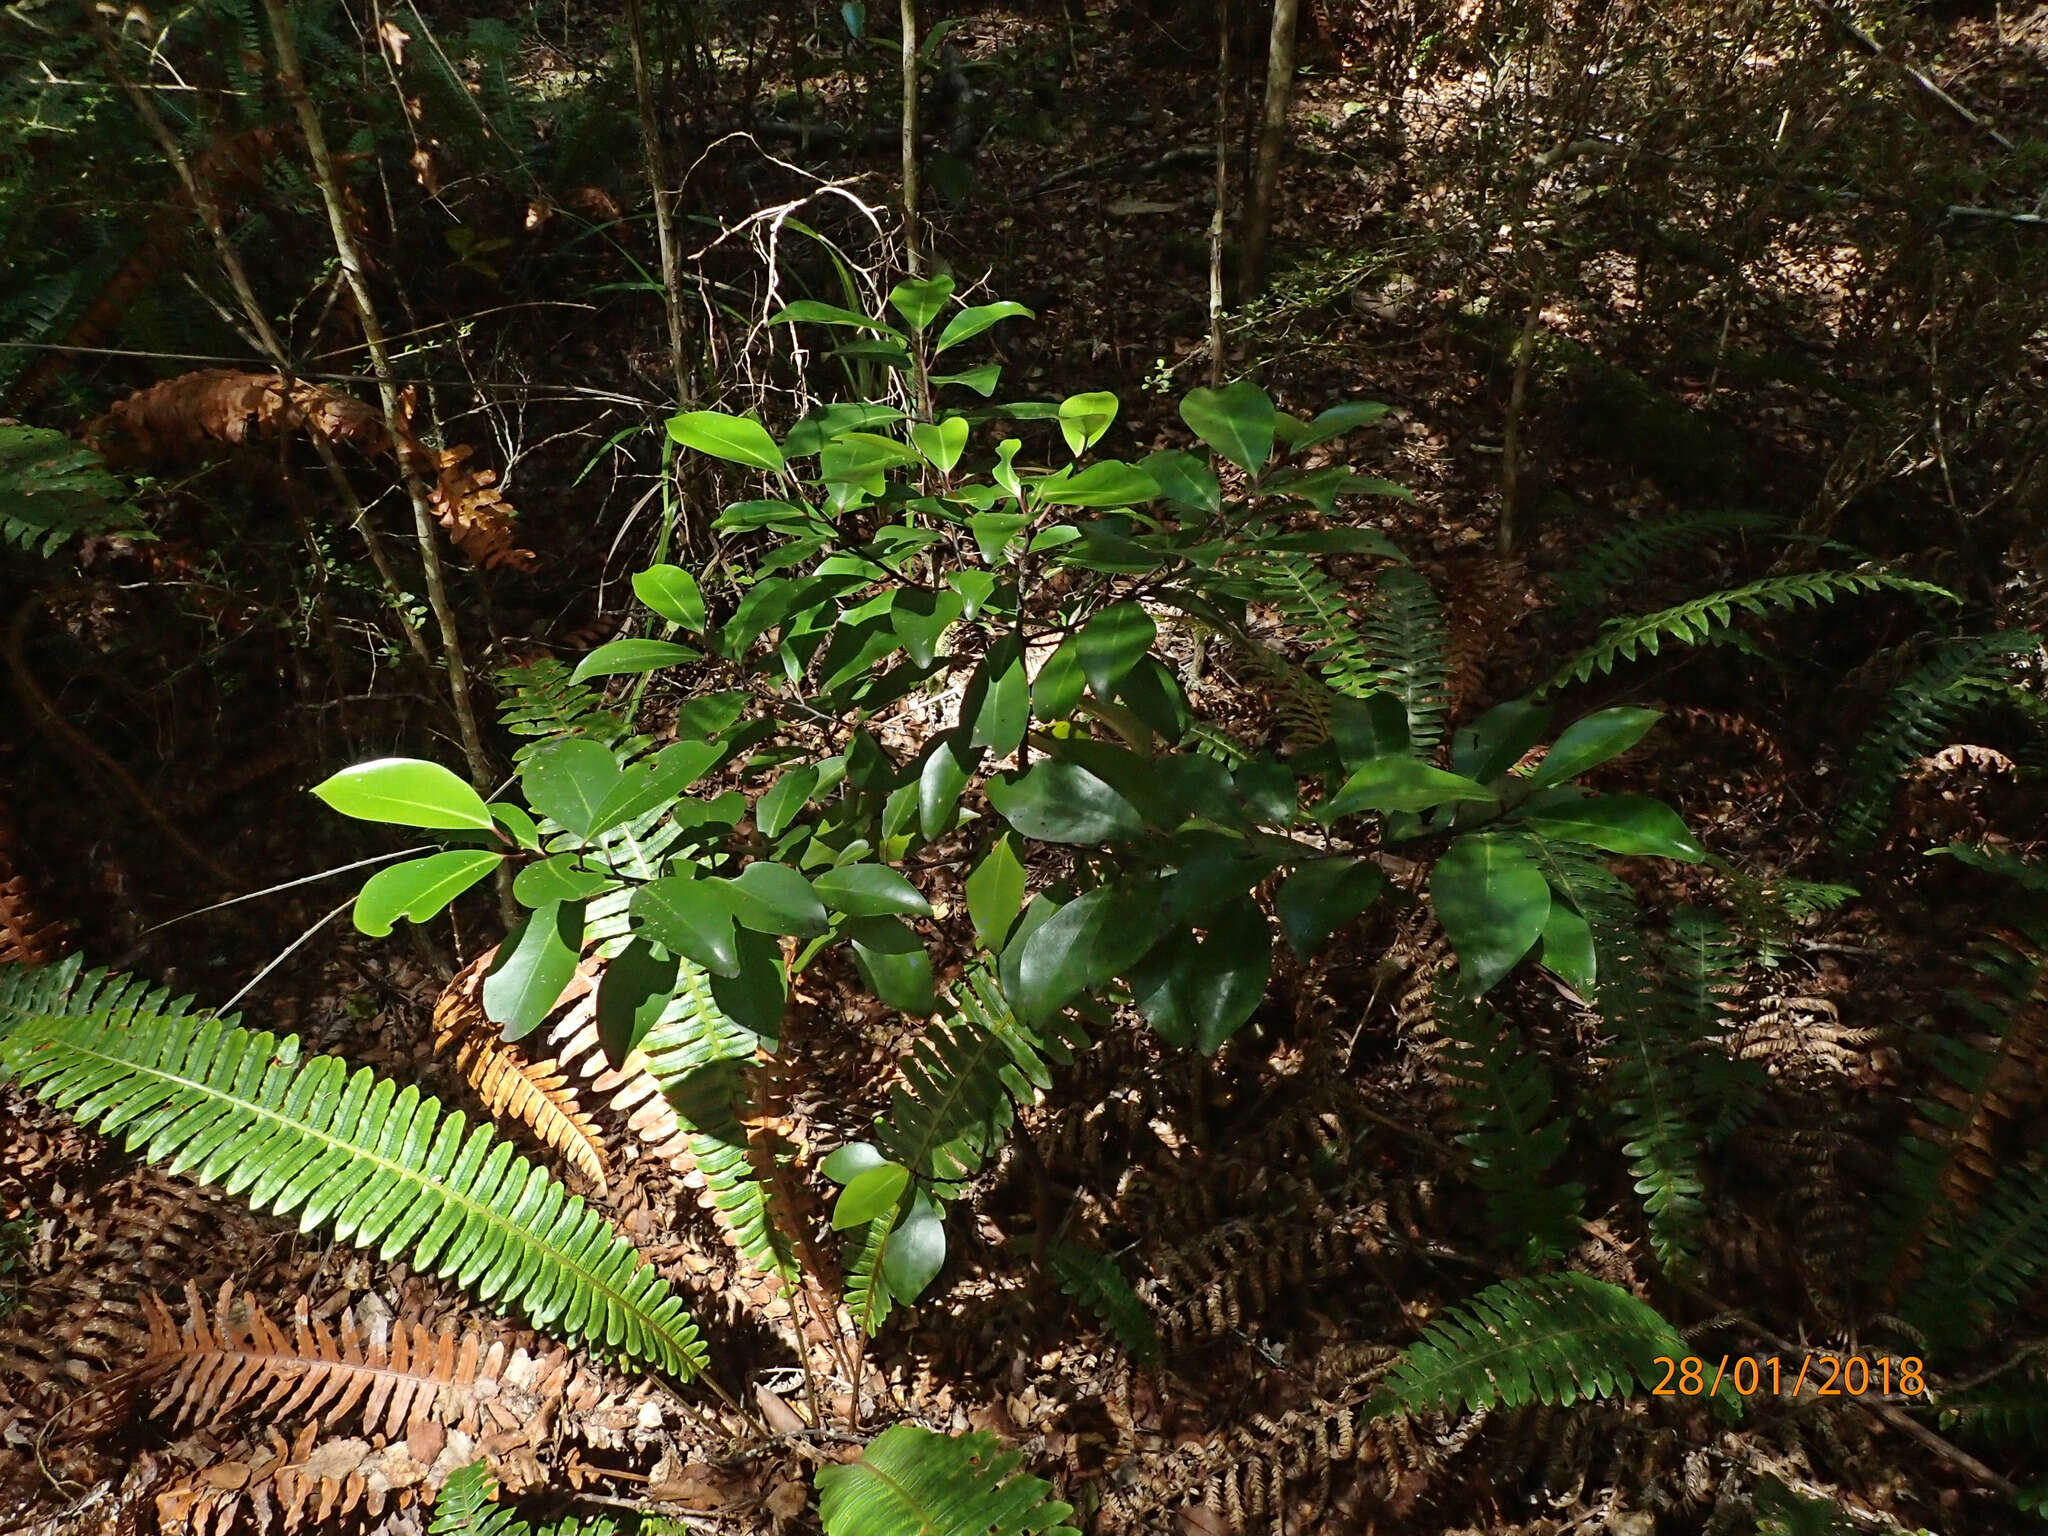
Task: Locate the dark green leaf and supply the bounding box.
[889,274,956,331]
[1129,907,1272,1053]
[988,762,1145,843]
[632,876,741,976]
[890,588,965,668]
[1529,708,1663,789]
[484,900,586,1040]
[969,511,1029,564]
[352,850,502,936]
[1180,381,1275,475]
[930,364,1002,396]
[1453,700,1554,783]
[965,834,1026,951]
[1014,886,1164,1024]
[882,1195,946,1301]
[847,914,937,1014]
[1234,758,1297,824]
[718,861,828,937]
[965,634,1029,755]
[814,863,932,917]
[1115,656,1192,742]
[711,927,787,1041]
[1034,460,1158,508]
[767,299,905,336]
[1276,400,1390,452]
[523,738,624,838]
[673,691,750,740]
[1539,900,1597,991]
[918,733,978,840]
[1275,858,1387,956]
[1320,757,1497,819]
[1030,638,1087,720]
[1076,600,1155,697]
[1141,448,1222,513]
[596,937,678,1067]
[822,1141,886,1184]
[1516,795,1705,861]
[313,757,493,831]
[756,764,820,838]
[935,301,1032,352]
[511,854,610,907]
[1431,835,1552,994]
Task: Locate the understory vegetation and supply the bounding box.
[1,1,2045,1534]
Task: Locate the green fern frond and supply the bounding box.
[1366,1271,1730,1417]
[431,1461,618,1536]
[1716,867,1860,968]
[1552,511,1785,615]
[1046,1240,1161,1365]
[873,969,1081,1194]
[815,1424,1080,1536]
[1234,550,1381,699]
[1228,635,1335,751]
[1436,990,1582,1264]
[0,959,707,1380]
[497,658,635,762]
[0,425,147,556]
[846,1212,898,1336]
[1542,570,1955,693]
[637,962,798,1290]
[1362,565,1451,755]
[1833,633,2033,854]
[1913,1153,2048,1350]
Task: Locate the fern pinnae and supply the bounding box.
[1553,510,1785,615]
[1542,569,1955,693]
[1046,1239,1161,1365]
[0,960,707,1380]
[815,1424,1080,1536]
[1363,564,1452,755]
[1366,1271,1733,1418]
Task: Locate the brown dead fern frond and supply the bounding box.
[1442,555,1529,715]
[142,1283,558,1443]
[0,797,65,967]
[433,956,610,1192]
[84,370,535,569]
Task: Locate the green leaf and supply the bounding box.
[988,762,1145,843]
[756,764,820,838]
[1234,758,1297,824]
[1075,600,1156,698]
[965,634,1029,756]
[1129,909,1272,1053]
[814,863,932,917]
[767,299,905,337]
[666,409,786,472]
[918,734,977,840]
[1320,757,1498,819]
[1116,657,1192,743]
[889,274,956,331]
[353,851,502,936]
[1057,391,1119,457]
[1275,858,1387,957]
[522,738,623,838]
[1453,700,1554,783]
[782,404,909,459]
[712,927,788,1042]
[511,853,610,907]
[847,915,937,1015]
[484,900,586,1039]
[1034,460,1158,508]
[889,588,965,667]
[489,802,540,851]
[632,877,740,976]
[1267,467,1413,514]
[1516,795,1705,861]
[1431,835,1552,994]
[586,740,724,839]
[1180,380,1276,475]
[570,638,702,683]
[930,363,1002,396]
[632,564,706,631]
[1539,900,1597,991]
[882,1195,947,1300]
[1014,886,1163,1024]
[969,511,1029,564]
[595,936,678,1067]
[823,1141,887,1184]
[948,570,998,618]
[1031,638,1087,720]
[833,1161,910,1229]
[964,835,1026,953]
[1141,448,1222,513]
[911,416,969,472]
[718,861,828,937]
[1277,399,1390,452]
[1529,708,1663,789]
[935,300,1032,352]
[312,757,493,831]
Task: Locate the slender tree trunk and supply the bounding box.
[900,0,921,272]
[1241,0,1301,296]
[1208,0,1230,388]
[625,0,693,418]
[258,0,495,807]
[1499,272,1546,556]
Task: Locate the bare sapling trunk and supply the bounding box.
[900,0,922,272]
[1241,0,1301,296]
[1209,0,1230,387]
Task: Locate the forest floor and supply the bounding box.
[3,2,2046,1534]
